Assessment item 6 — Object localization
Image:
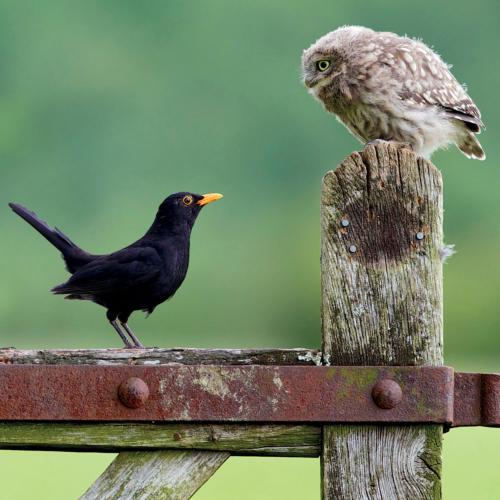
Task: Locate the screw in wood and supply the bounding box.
[341,219,350,228]
[416,232,425,241]
[348,245,357,253]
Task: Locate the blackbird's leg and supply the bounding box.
[117,311,144,348]
[106,310,133,348]
[121,323,144,348]
[110,320,133,348]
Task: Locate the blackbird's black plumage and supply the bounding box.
[9,192,222,348]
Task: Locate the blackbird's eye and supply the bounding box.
[182,195,193,206]
[316,60,330,72]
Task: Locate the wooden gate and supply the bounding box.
[0,142,497,499]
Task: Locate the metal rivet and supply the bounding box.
[349,245,357,253]
[118,377,149,409]
[416,232,425,241]
[341,219,350,228]
[372,379,403,409]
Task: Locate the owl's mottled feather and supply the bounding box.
[301,26,485,160]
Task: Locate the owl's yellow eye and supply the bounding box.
[316,60,330,72]
[182,195,193,206]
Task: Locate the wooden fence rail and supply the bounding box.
[1,142,488,499]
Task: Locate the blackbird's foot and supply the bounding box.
[109,320,133,348]
[121,322,145,348]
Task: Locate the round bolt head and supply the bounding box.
[348,244,357,253]
[341,219,350,228]
[118,377,149,409]
[372,379,402,409]
[416,231,425,241]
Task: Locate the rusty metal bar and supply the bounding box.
[0,365,496,427]
[452,372,500,427]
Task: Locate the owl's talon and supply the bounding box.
[366,140,414,152]
[366,139,391,147]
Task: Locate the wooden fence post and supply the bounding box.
[321,142,444,499]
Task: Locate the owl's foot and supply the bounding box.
[366,139,414,151]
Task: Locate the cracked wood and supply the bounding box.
[0,347,321,366]
[321,142,443,499]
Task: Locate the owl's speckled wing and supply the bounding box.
[381,35,484,131]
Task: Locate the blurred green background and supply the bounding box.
[0,0,498,498]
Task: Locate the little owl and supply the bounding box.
[301,26,485,160]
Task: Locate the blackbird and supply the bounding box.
[9,192,222,348]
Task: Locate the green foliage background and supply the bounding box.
[0,0,498,498]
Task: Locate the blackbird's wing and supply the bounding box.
[52,246,162,297]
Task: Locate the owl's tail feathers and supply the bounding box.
[457,132,485,161]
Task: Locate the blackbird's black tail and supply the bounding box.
[9,203,77,253]
[9,203,93,273]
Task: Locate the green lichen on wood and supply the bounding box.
[0,422,320,457]
[421,426,443,499]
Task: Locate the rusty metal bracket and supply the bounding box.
[453,372,499,426]
[0,365,497,427]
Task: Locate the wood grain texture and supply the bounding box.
[0,423,320,456]
[322,425,442,499]
[80,450,229,500]
[0,348,321,366]
[321,142,443,499]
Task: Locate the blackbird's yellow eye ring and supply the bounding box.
[317,60,330,72]
[182,195,193,206]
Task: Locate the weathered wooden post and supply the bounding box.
[321,142,443,498]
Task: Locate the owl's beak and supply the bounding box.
[304,78,316,89]
[197,193,223,206]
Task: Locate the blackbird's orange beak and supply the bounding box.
[197,193,223,206]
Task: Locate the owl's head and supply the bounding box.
[301,26,373,92]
